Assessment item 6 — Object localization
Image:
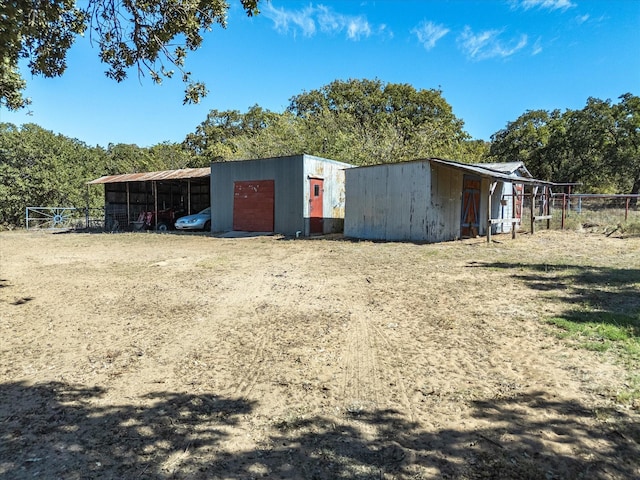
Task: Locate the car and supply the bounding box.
[174,207,211,231]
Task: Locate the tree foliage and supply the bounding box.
[0,123,196,227]
[0,123,102,226]
[489,94,640,194]
[0,0,261,110]
[183,79,479,165]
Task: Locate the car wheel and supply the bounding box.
[156,222,169,232]
[203,220,211,232]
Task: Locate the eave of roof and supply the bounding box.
[429,158,552,185]
[348,158,554,185]
[88,167,210,185]
[472,161,533,178]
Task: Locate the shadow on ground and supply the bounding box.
[467,262,640,335]
[1,382,638,479]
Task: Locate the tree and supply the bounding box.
[148,142,202,169]
[489,94,640,194]
[183,79,474,165]
[184,106,272,160]
[610,93,640,196]
[0,0,261,110]
[287,78,470,165]
[0,122,107,226]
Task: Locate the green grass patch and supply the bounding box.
[545,311,640,404]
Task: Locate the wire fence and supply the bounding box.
[511,194,640,235]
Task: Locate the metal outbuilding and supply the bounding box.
[210,154,353,236]
[344,158,552,243]
[88,167,210,230]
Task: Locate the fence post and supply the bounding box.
[626,197,630,222]
[544,185,551,230]
[530,187,538,235]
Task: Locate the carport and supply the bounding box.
[88,167,210,231]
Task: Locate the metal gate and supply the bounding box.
[25,207,104,230]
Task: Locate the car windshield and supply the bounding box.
[199,207,211,215]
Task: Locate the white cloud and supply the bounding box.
[576,13,590,24]
[262,4,317,37]
[514,0,576,11]
[263,3,375,40]
[458,26,528,60]
[532,37,543,55]
[412,21,450,50]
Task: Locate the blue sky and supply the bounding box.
[2,0,639,148]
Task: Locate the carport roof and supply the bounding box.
[88,167,210,184]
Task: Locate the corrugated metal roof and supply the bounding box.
[88,167,210,185]
[473,161,533,178]
[427,158,552,185]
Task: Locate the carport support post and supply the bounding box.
[187,179,192,215]
[153,181,158,230]
[126,182,131,226]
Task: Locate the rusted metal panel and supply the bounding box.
[88,167,210,184]
[345,161,435,241]
[302,155,352,235]
[345,157,551,243]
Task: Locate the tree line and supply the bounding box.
[0,79,638,227]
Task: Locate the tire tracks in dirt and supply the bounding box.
[340,309,416,421]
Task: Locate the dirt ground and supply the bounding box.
[1,229,638,479]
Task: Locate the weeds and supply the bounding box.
[545,312,640,404]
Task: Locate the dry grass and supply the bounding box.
[1,229,639,479]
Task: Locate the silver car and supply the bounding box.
[174,207,211,231]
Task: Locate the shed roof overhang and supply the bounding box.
[428,158,553,186]
[88,167,210,185]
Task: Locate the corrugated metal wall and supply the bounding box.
[344,160,466,242]
[211,156,304,234]
[302,155,352,235]
[211,154,352,236]
[493,182,512,233]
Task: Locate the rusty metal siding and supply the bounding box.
[302,155,352,235]
[430,163,464,242]
[345,160,467,242]
[345,161,436,241]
